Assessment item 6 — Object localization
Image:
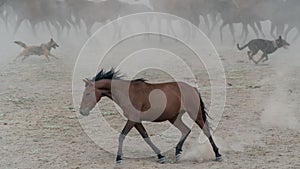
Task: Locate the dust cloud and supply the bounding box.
[260,43,300,130]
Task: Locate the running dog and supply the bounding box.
[237,36,290,64]
[14,38,59,62]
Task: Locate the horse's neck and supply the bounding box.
[98,80,131,108]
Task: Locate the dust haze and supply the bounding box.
[0,0,299,168]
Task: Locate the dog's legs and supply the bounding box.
[22,55,30,62]
[49,53,59,59]
[14,54,23,62]
[262,55,269,63]
[247,49,258,61]
[254,53,267,65]
[14,51,26,62]
[44,51,51,62]
[247,51,253,60]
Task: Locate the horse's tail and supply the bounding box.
[195,88,212,123]
[237,43,248,50]
[14,41,27,48]
[200,95,212,123]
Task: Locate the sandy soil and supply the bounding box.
[0,40,300,169]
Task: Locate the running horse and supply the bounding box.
[79,69,222,164]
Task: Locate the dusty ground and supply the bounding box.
[0,39,300,169]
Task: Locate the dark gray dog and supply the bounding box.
[237,36,290,64]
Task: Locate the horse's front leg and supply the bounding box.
[169,116,191,162]
[116,120,136,165]
[135,123,165,164]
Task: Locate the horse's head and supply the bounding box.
[80,69,120,116]
[79,78,102,116]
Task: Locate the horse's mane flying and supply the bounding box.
[93,68,147,82]
[93,68,123,81]
[133,78,147,82]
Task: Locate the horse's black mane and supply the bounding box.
[93,68,147,82]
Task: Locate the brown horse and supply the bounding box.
[79,69,222,165]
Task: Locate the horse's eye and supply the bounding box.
[86,93,91,96]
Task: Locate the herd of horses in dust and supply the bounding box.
[1,0,300,43]
[1,0,296,166]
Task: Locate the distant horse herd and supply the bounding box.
[1,0,295,165]
[1,0,300,42]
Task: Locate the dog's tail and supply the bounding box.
[237,43,248,50]
[14,41,27,48]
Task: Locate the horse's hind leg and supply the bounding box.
[135,123,165,163]
[169,114,191,161]
[195,116,222,161]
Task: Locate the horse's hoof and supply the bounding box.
[115,160,122,166]
[175,153,182,162]
[158,156,166,164]
[215,156,223,162]
[115,155,122,165]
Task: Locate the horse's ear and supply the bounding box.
[279,36,282,40]
[83,78,91,87]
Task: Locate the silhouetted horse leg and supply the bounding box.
[219,22,226,43]
[169,114,191,161]
[284,25,294,41]
[256,21,265,38]
[195,116,222,161]
[239,24,246,40]
[229,23,236,44]
[203,15,211,35]
[242,23,249,44]
[276,24,285,38]
[31,24,38,37]
[135,123,165,163]
[208,13,219,37]
[249,22,259,38]
[270,23,277,38]
[293,28,299,42]
[157,17,163,42]
[14,18,23,34]
[167,20,177,38]
[116,120,136,165]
